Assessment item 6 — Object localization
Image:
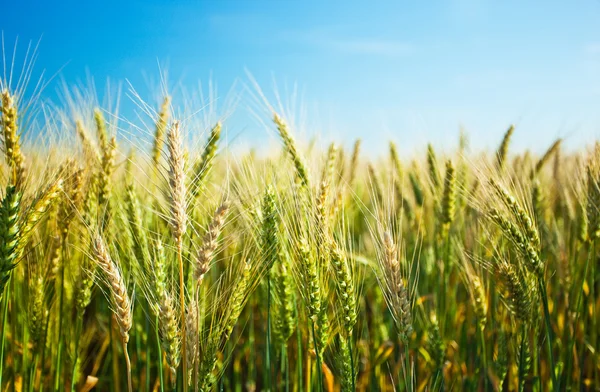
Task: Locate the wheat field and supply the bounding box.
[0,72,599,392]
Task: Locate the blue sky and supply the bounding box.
[2,0,600,155]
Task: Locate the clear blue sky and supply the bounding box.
[3,0,600,155]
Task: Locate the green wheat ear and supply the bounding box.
[0,185,21,299]
[496,124,514,171]
[336,334,356,391]
[152,95,171,166]
[586,163,600,241]
[488,180,543,276]
[273,259,296,344]
[1,90,26,188]
[298,237,321,319]
[409,170,424,207]
[125,176,150,267]
[17,178,63,259]
[427,143,441,193]
[28,274,46,351]
[390,141,403,180]
[428,313,445,372]
[368,163,384,204]
[274,113,310,188]
[94,108,108,151]
[221,261,252,343]
[497,261,533,323]
[98,130,117,228]
[191,121,222,199]
[533,138,562,176]
[441,160,456,228]
[159,292,181,384]
[348,138,361,187]
[261,185,279,271]
[330,241,356,336]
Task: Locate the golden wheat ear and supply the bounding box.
[92,234,133,392]
[194,200,229,287]
[380,232,413,344]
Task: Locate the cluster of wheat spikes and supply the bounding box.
[0,79,599,392]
